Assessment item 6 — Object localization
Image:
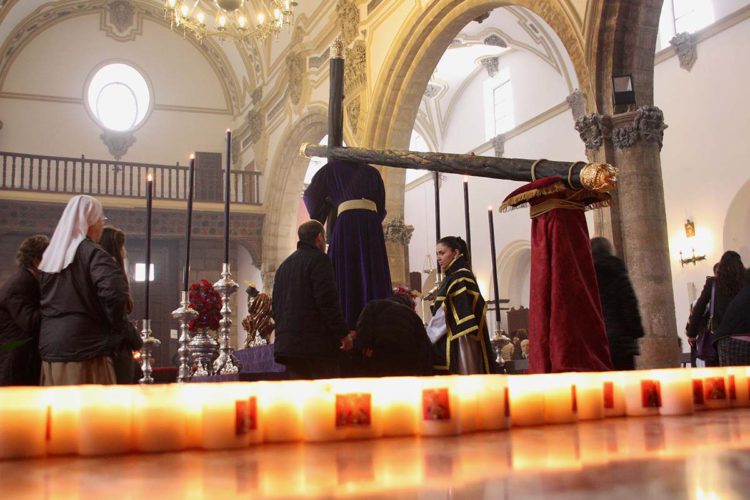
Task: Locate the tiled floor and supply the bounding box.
[3,409,749,498]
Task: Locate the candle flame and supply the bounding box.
[147,174,153,182]
[189,153,195,159]
[226,128,231,133]
[488,205,492,211]
[464,175,468,183]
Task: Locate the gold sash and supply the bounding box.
[337,198,377,214]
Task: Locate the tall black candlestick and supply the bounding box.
[145,174,153,320]
[183,155,195,292]
[224,129,231,265]
[488,206,501,323]
[434,171,441,274]
[463,176,472,259]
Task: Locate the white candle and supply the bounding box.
[0,387,47,459]
[133,385,187,452]
[574,373,604,421]
[624,371,661,416]
[419,377,460,436]
[334,378,381,440]
[454,376,480,433]
[260,381,309,442]
[542,373,577,424]
[694,367,730,410]
[726,367,750,408]
[178,384,207,448]
[201,382,261,449]
[375,377,420,437]
[601,372,626,417]
[653,369,693,416]
[302,380,343,442]
[79,385,133,456]
[471,374,510,431]
[508,375,545,427]
[45,386,81,455]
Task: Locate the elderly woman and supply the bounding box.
[38,195,130,385]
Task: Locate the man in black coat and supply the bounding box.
[0,235,49,385]
[591,237,645,370]
[272,220,353,379]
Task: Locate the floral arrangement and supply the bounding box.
[188,279,222,332]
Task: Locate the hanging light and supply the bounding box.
[164,0,297,44]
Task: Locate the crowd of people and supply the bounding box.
[2,192,749,386]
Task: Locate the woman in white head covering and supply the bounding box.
[39,195,130,385]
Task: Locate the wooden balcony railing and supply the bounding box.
[0,151,262,205]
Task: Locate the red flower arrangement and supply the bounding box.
[188,279,222,332]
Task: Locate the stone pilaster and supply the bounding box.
[383,217,414,287]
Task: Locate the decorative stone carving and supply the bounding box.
[100,130,135,160]
[492,134,505,158]
[344,40,366,94]
[108,0,134,32]
[231,135,240,165]
[566,89,586,121]
[245,109,263,145]
[449,38,465,48]
[670,32,697,71]
[574,113,611,151]
[251,86,262,105]
[612,106,668,150]
[336,0,360,46]
[286,51,304,105]
[483,34,507,48]
[424,83,441,99]
[346,97,361,135]
[480,56,499,78]
[101,0,141,41]
[383,217,414,246]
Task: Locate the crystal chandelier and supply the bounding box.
[164,0,296,43]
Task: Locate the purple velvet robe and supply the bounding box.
[304,160,393,328]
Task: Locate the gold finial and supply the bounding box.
[331,36,344,59]
[580,163,618,192]
[299,142,311,157]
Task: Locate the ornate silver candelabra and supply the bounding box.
[171,291,198,383]
[489,327,509,369]
[213,263,241,374]
[138,319,161,384]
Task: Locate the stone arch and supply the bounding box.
[723,179,750,264]
[496,239,531,314]
[261,108,328,289]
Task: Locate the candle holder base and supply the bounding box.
[213,263,242,375]
[489,328,509,371]
[172,291,198,383]
[138,319,161,384]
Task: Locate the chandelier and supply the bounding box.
[164,0,296,43]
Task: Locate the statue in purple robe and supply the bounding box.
[303,159,393,329]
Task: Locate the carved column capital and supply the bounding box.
[480,56,499,78]
[491,134,505,158]
[574,113,611,151]
[566,89,586,121]
[383,217,414,246]
[612,106,668,150]
[336,0,360,46]
[100,130,135,159]
[670,32,697,71]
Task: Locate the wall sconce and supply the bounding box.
[612,74,636,109]
[680,219,706,267]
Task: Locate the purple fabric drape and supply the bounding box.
[304,160,393,328]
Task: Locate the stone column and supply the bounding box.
[610,106,680,368]
[383,217,414,287]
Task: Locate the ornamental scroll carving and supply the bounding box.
[336,0,360,46]
[483,34,507,48]
[612,106,668,150]
[102,0,141,41]
[383,217,414,246]
[346,97,361,135]
[100,130,135,160]
[480,57,499,78]
[344,40,366,94]
[670,32,697,71]
[245,109,263,145]
[424,83,441,99]
[286,51,304,105]
[574,113,611,151]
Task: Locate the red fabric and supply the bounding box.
[503,179,613,373]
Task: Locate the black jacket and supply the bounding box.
[272,241,348,362]
[714,284,750,342]
[688,276,737,339]
[593,254,645,357]
[39,239,130,362]
[355,298,433,376]
[0,267,42,385]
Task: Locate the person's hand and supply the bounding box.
[340,333,354,351]
[687,336,696,348]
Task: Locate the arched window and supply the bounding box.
[86,63,151,131]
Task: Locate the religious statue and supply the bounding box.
[242,283,274,348]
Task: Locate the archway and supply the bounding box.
[723,179,750,264]
[496,239,531,329]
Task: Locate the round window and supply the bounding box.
[87,63,150,131]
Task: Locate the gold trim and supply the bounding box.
[579,163,618,192]
[530,159,545,181]
[529,198,585,219]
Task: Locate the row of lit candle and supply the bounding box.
[1,367,748,460]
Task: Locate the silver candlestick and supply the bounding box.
[172,291,198,383]
[138,319,161,384]
[213,262,241,374]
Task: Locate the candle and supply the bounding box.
[508,374,546,426]
[0,387,47,459]
[488,206,501,323]
[624,370,661,416]
[303,380,343,442]
[183,154,195,292]
[601,372,627,417]
[434,171,441,274]
[471,374,510,431]
[463,176,471,257]
[654,369,693,416]
[454,376,480,434]
[178,383,206,448]
[202,382,261,449]
[727,366,750,407]
[79,386,133,455]
[260,381,308,442]
[45,386,82,455]
[542,373,577,424]
[144,173,153,320]
[133,385,187,452]
[696,367,730,410]
[304,379,381,441]
[224,129,231,265]
[573,373,605,421]
[419,377,460,436]
[376,377,420,437]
